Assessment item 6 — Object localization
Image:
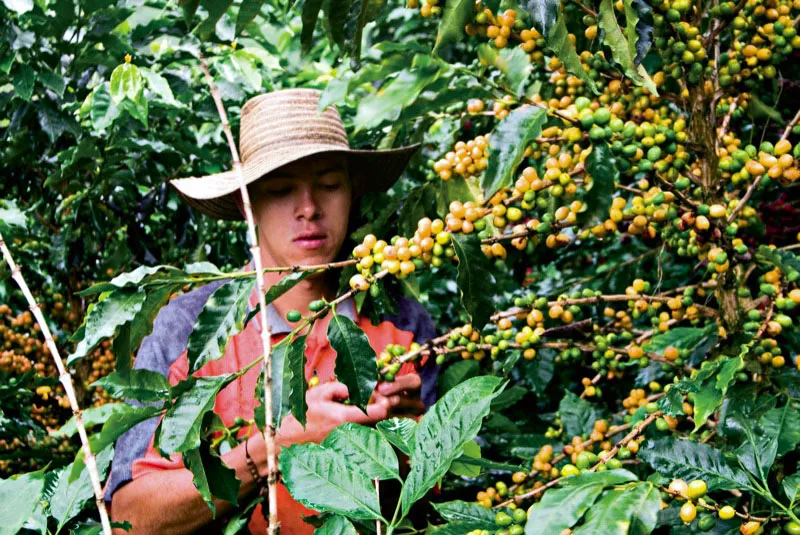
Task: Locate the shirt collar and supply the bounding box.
[241,261,358,335]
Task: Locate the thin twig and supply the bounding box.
[780,108,800,142]
[0,231,112,535]
[198,53,280,535]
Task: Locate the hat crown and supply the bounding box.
[238,88,350,163]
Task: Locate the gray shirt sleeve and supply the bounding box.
[104,280,227,502]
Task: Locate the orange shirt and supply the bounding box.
[109,267,437,533]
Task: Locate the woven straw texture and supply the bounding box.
[169,88,421,220]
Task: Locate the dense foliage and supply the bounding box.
[2,0,800,533]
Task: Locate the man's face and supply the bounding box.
[250,153,353,268]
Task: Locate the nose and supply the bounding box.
[295,182,321,221]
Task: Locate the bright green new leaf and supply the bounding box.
[89,82,121,131]
[279,442,383,520]
[186,278,255,373]
[322,423,400,480]
[329,314,378,412]
[354,65,441,131]
[481,105,547,198]
[400,376,503,517]
[109,62,144,104]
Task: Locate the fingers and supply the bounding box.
[308,381,350,402]
[388,397,425,417]
[376,373,422,397]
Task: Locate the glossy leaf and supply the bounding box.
[50,447,113,531]
[0,468,45,535]
[186,278,255,373]
[625,0,654,64]
[782,473,800,502]
[329,314,378,412]
[572,482,660,535]
[546,14,599,94]
[109,63,143,104]
[301,0,325,53]
[559,390,603,438]
[196,0,233,38]
[354,64,441,131]
[597,0,658,95]
[522,0,558,37]
[51,402,134,438]
[235,0,262,35]
[13,63,35,101]
[322,423,400,480]
[639,438,751,491]
[244,270,317,325]
[157,374,236,454]
[400,376,503,517]
[525,470,638,534]
[91,369,171,403]
[434,500,496,528]
[451,234,497,331]
[432,0,475,54]
[184,442,240,517]
[286,334,309,427]
[67,288,147,365]
[376,417,417,456]
[581,143,619,226]
[481,105,547,198]
[89,82,120,131]
[279,442,383,520]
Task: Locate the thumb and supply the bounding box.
[309,380,350,402]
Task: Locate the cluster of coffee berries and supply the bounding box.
[433,135,490,181]
[376,342,420,381]
[405,0,440,18]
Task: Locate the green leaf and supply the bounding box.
[491,385,527,411]
[13,63,35,102]
[478,45,532,97]
[287,334,309,427]
[91,369,171,403]
[329,314,378,412]
[244,271,317,325]
[522,0,558,37]
[449,440,481,477]
[322,423,400,480]
[187,278,255,373]
[51,402,133,438]
[438,359,480,399]
[89,405,164,453]
[235,0,262,35]
[559,390,603,438]
[39,70,66,98]
[782,472,800,502]
[572,482,660,535]
[580,143,619,226]
[67,289,147,365]
[0,200,26,231]
[279,442,383,520]
[545,14,599,94]
[756,245,800,274]
[315,515,359,535]
[526,470,638,534]
[354,64,442,131]
[78,265,183,296]
[0,469,45,535]
[109,63,143,104]
[183,442,241,517]
[376,417,417,456]
[301,0,325,53]
[639,437,751,491]
[433,500,496,528]
[451,233,497,331]
[157,374,236,454]
[141,67,182,107]
[196,0,233,38]
[432,0,474,54]
[400,376,503,517]
[50,447,114,531]
[90,82,120,131]
[224,495,264,534]
[597,0,658,95]
[481,105,547,198]
[625,0,654,64]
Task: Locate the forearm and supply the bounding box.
[111,436,263,535]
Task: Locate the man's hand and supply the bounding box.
[373,374,425,419]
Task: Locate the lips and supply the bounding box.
[294,231,328,250]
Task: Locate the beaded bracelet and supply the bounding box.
[244,436,267,496]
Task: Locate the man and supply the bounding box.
[106,88,438,533]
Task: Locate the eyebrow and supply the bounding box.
[270,163,347,179]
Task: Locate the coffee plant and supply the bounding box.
[2,0,800,533]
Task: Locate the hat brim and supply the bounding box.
[169,143,422,220]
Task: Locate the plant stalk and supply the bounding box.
[198,53,280,534]
[0,231,113,535]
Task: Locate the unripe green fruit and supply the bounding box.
[286,310,302,322]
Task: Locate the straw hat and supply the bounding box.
[169,88,422,220]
